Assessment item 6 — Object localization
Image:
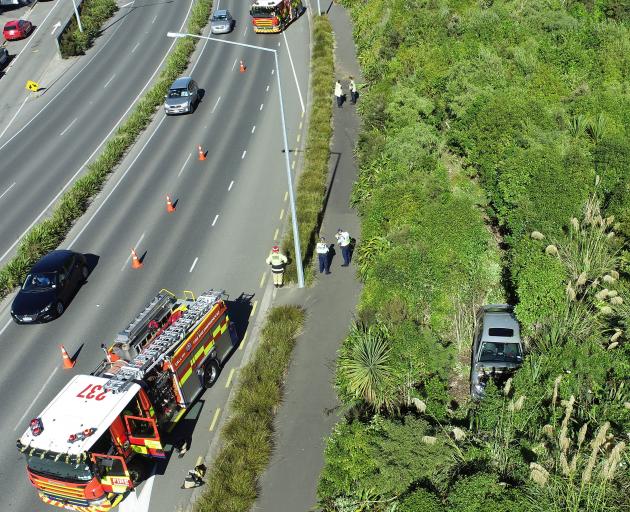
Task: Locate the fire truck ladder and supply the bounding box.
[103,291,223,394]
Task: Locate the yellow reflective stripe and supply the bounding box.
[212,324,221,338]
[130,445,148,454]
[168,408,187,430]
[179,366,193,386]
[144,439,162,449]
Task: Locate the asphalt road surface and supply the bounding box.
[0,0,311,509]
[0,0,196,264]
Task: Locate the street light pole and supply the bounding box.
[72,0,83,33]
[166,32,305,288]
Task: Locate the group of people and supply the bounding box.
[265,228,353,287]
[334,77,358,108]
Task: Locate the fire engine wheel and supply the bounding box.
[55,301,64,316]
[203,360,220,388]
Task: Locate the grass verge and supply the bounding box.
[282,16,334,283]
[0,0,213,299]
[195,305,305,512]
[59,0,118,57]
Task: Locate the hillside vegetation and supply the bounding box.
[318,0,630,510]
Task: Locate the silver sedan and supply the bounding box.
[210,9,235,34]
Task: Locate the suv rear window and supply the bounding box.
[488,327,513,337]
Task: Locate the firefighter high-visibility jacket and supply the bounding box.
[266,252,288,273]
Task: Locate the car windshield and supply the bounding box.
[168,88,189,98]
[251,5,276,16]
[213,13,228,20]
[478,341,522,363]
[22,272,56,290]
[27,455,93,482]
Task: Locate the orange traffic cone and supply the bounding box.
[166,195,176,213]
[198,145,206,161]
[239,60,246,73]
[60,345,75,369]
[131,248,143,269]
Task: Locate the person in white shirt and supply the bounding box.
[335,228,351,267]
[334,80,343,108]
[316,237,331,274]
[349,76,358,104]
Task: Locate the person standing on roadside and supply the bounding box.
[265,245,288,288]
[349,76,358,104]
[316,237,331,274]
[335,228,351,267]
[334,80,343,108]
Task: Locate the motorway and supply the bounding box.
[0,0,197,264]
[0,0,311,509]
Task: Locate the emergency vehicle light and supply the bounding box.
[29,418,44,436]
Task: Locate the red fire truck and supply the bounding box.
[249,0,303,33]
[16,289,237,511]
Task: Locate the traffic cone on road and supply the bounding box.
[60,345,75,369]
[131,248,143,269]
[239,60,246,73]
[198,145,206,161]
[166,195,176,213]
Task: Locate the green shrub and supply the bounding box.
[196,306,304,512]
[59,0,117,57]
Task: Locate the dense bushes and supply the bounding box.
[282,16,334,282]
[59,0,118,57]
[319,0,629,509]
[196,306,304,512]
[0,0,213,299]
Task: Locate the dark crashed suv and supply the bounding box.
[470,304,523,399]
[11,250,88,324]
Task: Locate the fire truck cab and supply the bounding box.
[17,290,237,511]
[250,0,303,33]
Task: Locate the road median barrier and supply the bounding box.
[0,0,214,299]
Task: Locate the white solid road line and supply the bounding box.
[14,367,59,431]
[211,96,221,113]
[120,0,135,7]
[0,96,28,143]
[189,257,199,273]
[282,30,305,113]
[66,114,166,249]
[103,74,116,88]
[177,153,192,177]
[228,180,234,191]
[121,232,145,271]
[0,182,16,201]
[59,118,77,136]
[211,214,219,227]
[0,318,13,337]
[0,0,196,263]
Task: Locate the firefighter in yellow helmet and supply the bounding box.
[266,245,288,288]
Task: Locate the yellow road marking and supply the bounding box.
[279,209,285,220]
[239,331,248,350]
[301,111,304,119]
[195,456,203,466]
[299,121,303,130]
[250,300,258,317]
[260,272,267,288]
[296,133,301,143]
[273,228,279,240]
[225,368,235,388]
[209,408,221,431]
[284,191,288,202]
[292,160,296,170]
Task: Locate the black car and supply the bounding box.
[11,250,88,324]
